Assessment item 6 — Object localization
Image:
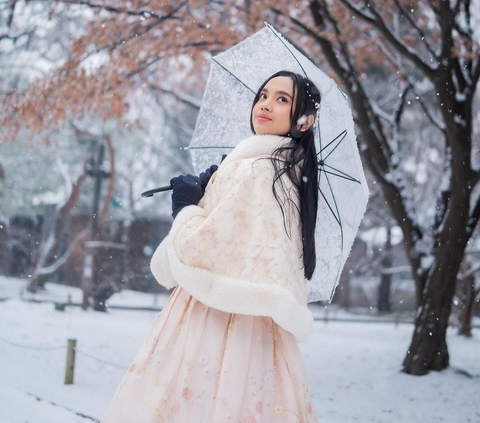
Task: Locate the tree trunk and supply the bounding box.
[402,285,452,374]
[458,274,478,337]
[402,232,468,374]
[90,136,116,310]
[28,168,88,292]
[402,70,474,373]
[27,204,57,292]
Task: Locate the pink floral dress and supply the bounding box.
[100,286,319,423]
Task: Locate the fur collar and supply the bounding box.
[218,134,292,173]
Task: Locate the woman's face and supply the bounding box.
[252,76,295,136]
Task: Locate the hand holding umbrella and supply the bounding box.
[198,164,219,192]
[141,154,227,198]
[170,174,203,220]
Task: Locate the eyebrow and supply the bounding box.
[261,88,293,100]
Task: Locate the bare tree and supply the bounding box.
[281,0,480,375]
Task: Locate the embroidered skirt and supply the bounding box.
[100,285,319,423]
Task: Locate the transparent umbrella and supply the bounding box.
[144,22,369,303]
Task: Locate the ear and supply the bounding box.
[299,114,315,132]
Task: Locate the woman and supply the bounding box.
[101,70,321,423]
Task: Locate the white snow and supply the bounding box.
[454,114,467,128]
[358,225,403,247]
[420,254,435,271]
[455,91,467,102]
[0,277,479,423]
[297,114,308,125]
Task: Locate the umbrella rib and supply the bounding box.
[318,187,340,226]
[320,130,348,162]
[186,145,236,150]
[317,130,346,155]
[323,168,345,299]
[323,169,342,229]
[265,22,307,77]
[322,164,361,183]
[323,133,346,161]
[320,168,360,183]
[211,57,256,94]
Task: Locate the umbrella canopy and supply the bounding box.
[188,22,369,303]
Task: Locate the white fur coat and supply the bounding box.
[150,134,313,342]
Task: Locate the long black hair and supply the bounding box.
[250,70,321,280]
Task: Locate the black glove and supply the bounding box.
[170,174,203,219]
[198,154,228,193]
[199,164,218,193]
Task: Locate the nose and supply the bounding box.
[261,103,271,111]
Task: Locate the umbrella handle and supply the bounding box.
[141,184,173,198]
[142,153,228,198]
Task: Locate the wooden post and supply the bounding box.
[64,339,76,385]
[394,311,400,328]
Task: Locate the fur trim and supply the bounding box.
[217,134,292,173]
[152,204,313,343]
[150,235,177,290]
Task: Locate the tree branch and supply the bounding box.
[457,259,480,280]
[371,102,394,124]
[452,57,469,93]
[394,85,409,127]
[338,0,436,78]
[437,0,455,60]
[405,82,446,134]
[0,28,36,42]
[52,0,184,21]
[467,190,480,236]
[376,42,446,133]
[472,168,480,188]
[392,0,438,59]
[469,59,480,101]
[149,84,202,109]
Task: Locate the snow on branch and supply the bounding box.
[337,0,437,78]
[36,228,89,276]
[383,166,418,226]
[391,0,438,59]
[470,60,480,100]
[467,187,480,236]
[405,82,446,133]
[55,152,73,210]
[149,84,201,110]
[371,102,394,124]
[377,43,446,133]
[457,260,480,281]
[54,0,188,21]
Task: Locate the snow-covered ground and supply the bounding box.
[0,277,479,423]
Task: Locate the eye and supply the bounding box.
[260,93,267,99]
[278,96,288,103]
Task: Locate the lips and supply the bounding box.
[256,114,272,121]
